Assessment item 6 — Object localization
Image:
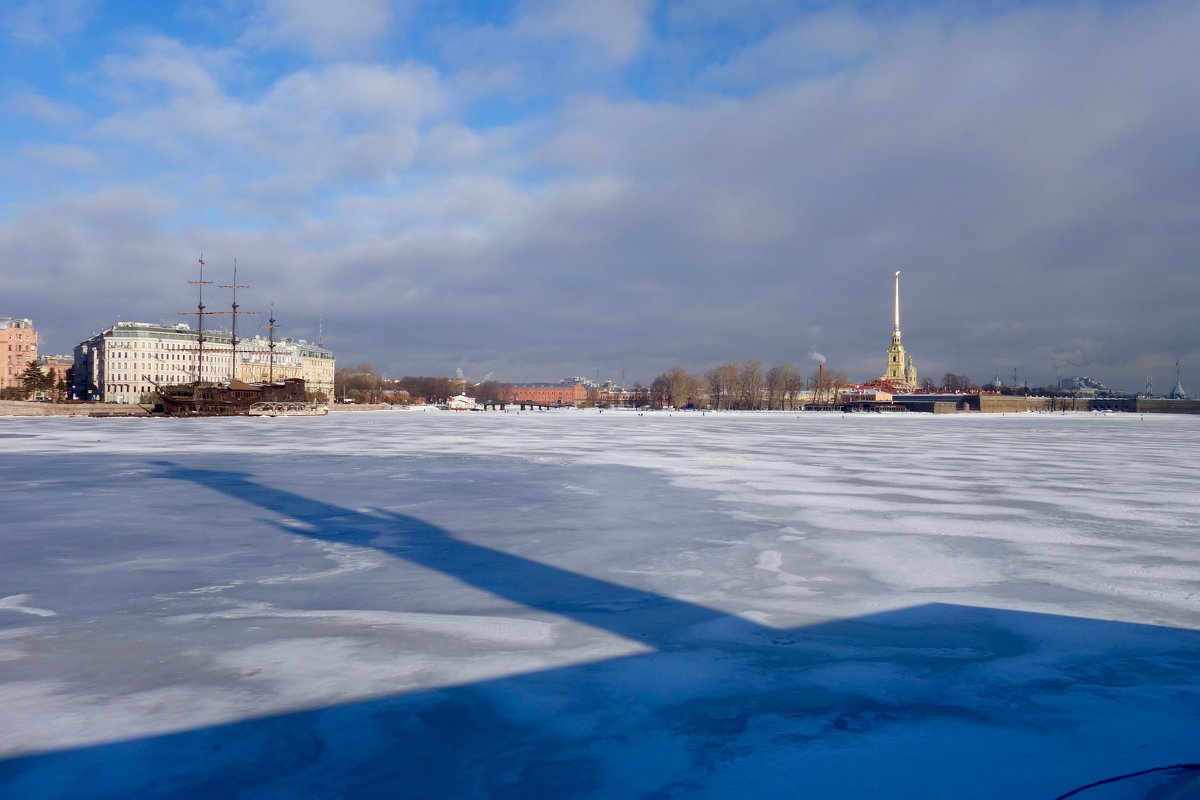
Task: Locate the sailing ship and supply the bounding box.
[151,376,320,416]
[151,256,327,417]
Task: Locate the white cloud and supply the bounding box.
[701,7,880,88]
[419,124,484,168]
[90,40,447,201]
[7,89,86,127]
[96,35,233,100]
[19,143,104,173]
[242,0,396,59]
[513,0,653,63]
[2,0,97,46]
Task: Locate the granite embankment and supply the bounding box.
[0,401,150,417]
[1,401,395,417]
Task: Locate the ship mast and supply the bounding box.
[180,255,233,384]
[187,255,211,384]
[219,259,259,382]
[262,305,280,384]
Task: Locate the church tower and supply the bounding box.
[882,270,917,389]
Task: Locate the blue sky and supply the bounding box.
[2,0,1197,390]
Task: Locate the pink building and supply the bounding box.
[1,318,38,392]
[42,355,74,391]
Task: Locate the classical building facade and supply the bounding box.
[73,321,334,403]
[1,317,39,392]
[295,339,336,402]
[880,271,917,389]
[230,334,304,387]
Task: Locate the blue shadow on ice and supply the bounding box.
[1,461,1198,799]
[150,461,750,649]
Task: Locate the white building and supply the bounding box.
[74,322,335,403]
[446,394,480,410]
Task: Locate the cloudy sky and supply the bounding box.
[2,0,1197,390]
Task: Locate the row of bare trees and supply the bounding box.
[332,362,982,409]
[334,365,513,405]
[646,361,848,410]
[644,363,984,410]
[926,373,974,393]
[334,365,456,404]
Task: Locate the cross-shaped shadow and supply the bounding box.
[1,460,1198,799]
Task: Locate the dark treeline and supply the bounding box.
[930,373,974,392]
[333,364,509,405]
[646,362,983,409]
[334,361,983,408]
[646,361,847,410]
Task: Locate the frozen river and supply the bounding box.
[1,409,1198,798]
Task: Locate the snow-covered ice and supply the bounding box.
[1,410,1198,798]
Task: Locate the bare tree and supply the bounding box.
[705,362,740,410]
[766,364,786,410]
[630,383,650,408]
[809,367,847,408]
[474,380,509,404]
[736,360,764,410]
[829,370,848,405]
[649,375,670,408]
[660,367,703,409]
[767,363,802,410]
[783,365,806,410]
[940,373,973,392]
[809,367,830,406]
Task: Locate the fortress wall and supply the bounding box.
[1135,398,1200,414]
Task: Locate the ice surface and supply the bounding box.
[0,410,1198,798]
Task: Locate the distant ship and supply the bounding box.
[151,377,324,416]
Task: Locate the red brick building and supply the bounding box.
[505,382,588,407]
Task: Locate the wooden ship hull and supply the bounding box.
[153,378,313,417]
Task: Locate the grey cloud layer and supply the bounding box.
[2,1,1197,389]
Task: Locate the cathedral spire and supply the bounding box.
[894,270,901,334]
[882,270,916,389]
